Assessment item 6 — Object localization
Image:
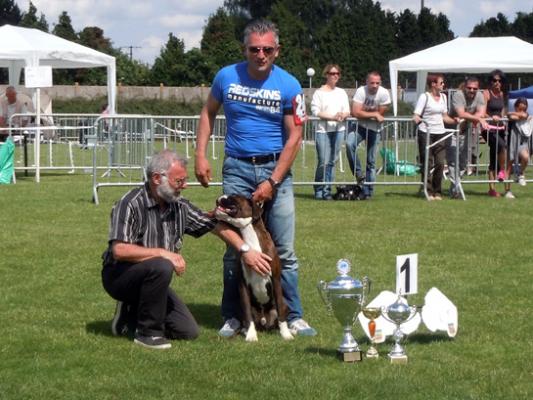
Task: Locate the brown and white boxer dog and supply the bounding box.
[215,194,293,342]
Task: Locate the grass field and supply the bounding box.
[1,170,532,400]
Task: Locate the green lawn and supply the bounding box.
[1,171,532,400]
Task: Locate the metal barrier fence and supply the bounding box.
[91,115,155,203]
[5,113,100,177]
[4,113,532,203]
[91,115,429,203]
[88,115,533,203]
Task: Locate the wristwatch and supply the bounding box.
[268,177,281,189]
[239,243,251,254]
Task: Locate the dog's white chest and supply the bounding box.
[240,225,271,304]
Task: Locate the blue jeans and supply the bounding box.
[346,125,380,197]
[221,156,303,323]
[314,130,344,199]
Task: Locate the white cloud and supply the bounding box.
[479,0,520,17]
[15,0,533,64]
[167,0,223,14]
[158,14,206,30]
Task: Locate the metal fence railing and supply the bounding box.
[5,113,100,178]
[3,113,532,203]
[87,115,533,203]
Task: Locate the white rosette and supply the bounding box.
[421,287,458,338]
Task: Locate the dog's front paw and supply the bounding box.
[245,322,258,342]
[279,321,294,340]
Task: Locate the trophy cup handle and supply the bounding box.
[317,281,332,313]
[407,306,418,322]
[361,276,371,306]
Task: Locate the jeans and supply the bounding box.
[314,130,344,199]
[221,156,302,323]
[345,125,380,197]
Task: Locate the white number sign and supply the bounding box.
[396,253,418,295]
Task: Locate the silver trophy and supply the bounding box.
[381,295,418,364]
[318,259,371,362]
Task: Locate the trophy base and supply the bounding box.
[365,350,379,359]
[389,354,408,364]
[338,350,363,363]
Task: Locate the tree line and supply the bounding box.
[2,0,533,88]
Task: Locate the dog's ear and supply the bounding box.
[252,201,264,221]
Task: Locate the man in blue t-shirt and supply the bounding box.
[195,19,316,338]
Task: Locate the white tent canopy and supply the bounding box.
[389,36,533,115]
[0,24,116,113]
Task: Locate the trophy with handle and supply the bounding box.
[381,295,418,364]
[362,307,381,358]
[318,259,371,362]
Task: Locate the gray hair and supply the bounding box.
[243,19,279,46]
[146,149,187,178]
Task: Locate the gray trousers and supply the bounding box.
[446,133,469,191]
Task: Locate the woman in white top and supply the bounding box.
[310,64,350,200]
[413,73,457,200]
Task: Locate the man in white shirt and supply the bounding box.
[0,86,31,141]
[346,72,391,198]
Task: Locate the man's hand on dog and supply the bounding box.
[242,250,272,276]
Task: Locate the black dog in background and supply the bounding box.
[333,184,366,200]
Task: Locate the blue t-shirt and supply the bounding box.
[211,62,305,157]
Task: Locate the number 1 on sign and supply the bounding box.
[396,254,418,295]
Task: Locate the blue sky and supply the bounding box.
[18,1,533,65]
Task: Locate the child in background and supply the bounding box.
[507,97,533,188]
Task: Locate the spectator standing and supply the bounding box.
[413,73,457,200]
[311,64,350,200]
[507,97,533,189]
[482,70,511,198]
[346,71,391,198]
[447,77,488,198]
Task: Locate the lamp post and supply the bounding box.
[306,67,315,89]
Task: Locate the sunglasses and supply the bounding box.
[491,78,502,83]
[248,46,276,55]
[466,87,478,91]
[328,72,340,76]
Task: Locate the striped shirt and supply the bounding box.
[102,183,216,266]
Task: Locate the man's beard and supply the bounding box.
[157,177,181,203]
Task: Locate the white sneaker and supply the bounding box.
[289,318,317,336]
[518,175,526,186]
[218,318,241,338]
[504,191,516,199]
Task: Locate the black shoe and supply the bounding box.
[133,333,171,350]
[111,301,129,336]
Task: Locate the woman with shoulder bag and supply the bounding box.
[413,73,458,200]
